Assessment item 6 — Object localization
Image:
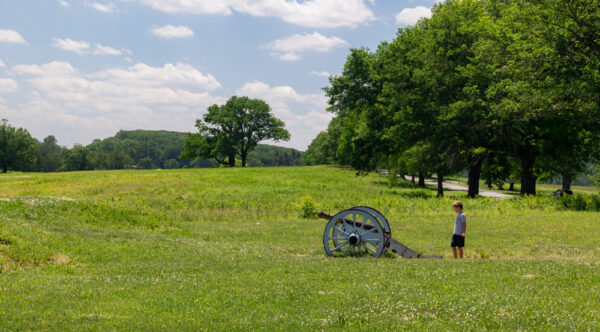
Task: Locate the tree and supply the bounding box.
[63,145,90,171]
[302,131,337,165]
[181,96,290,167]
[0,119,38,173]
[36,135,63,172]
[163,159,179,169]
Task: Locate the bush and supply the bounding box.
[296,195,318,219]
[163,159,179,169]
[559,194,600,211]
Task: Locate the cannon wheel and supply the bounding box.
[323,208,386,258]
[350,206,391,236]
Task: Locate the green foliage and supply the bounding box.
[163,159,179,169]
[182,96,290,167]
[560,194,600,212]
[0,119,38,173]
[137,157,157,169]
[302,131,336,165]
[62,145,90,171]
[87,130,208,170]
[247,144,302,167]
[312,0,600,197]
[296,195,318,219]
[36,136,63,172]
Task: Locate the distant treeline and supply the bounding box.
[3,127,302,173]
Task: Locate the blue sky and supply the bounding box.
[0,0,437,150]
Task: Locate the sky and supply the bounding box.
[0,0,438,151]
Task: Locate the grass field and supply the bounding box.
[1,167,599,330]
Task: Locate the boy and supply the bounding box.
[451,201,466,259]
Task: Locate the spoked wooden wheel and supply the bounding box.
[323,209,386,258]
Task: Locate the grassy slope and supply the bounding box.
[1,167,599,330]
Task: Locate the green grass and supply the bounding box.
[1,167,599,330]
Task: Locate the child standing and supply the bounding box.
[451,201,466,259]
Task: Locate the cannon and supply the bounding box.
[319,206,442,258]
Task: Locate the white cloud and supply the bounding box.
[52,38,128,56]
[0,78,18,93]
[58,0,70,7]
[93,43,123,55]
[136,0,375,28]
[395,6,431,25]
[150,25,195,39]
[13,61,78,77]
[90,62,221,90]
[265,32,348,61]
[236,81,331,149]
[0,29,27,44]
[139,0,232,15]
[310,71,330,78]
[89,1,118,13]
[271,52,301,62]
[52,38,91,55]
[0,59,5,68]
[7,61,225,146]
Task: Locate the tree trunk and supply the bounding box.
[228,154,236,167]
[418,173,425,187]
[467,161,482,198]
[509,181,515,191]
[562,169,572,191]
[436,172,444,197]
[411,174,415,184]
[520,154,536,195]
[241,151,247,168]
[2,165,6,173]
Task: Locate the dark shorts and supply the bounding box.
[451,234,465,247]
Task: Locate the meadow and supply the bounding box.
[1,166,599,330]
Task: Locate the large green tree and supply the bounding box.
[182,96,290,167]
[36,135,63,172]
[0,119,38,173]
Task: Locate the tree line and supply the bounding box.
[303,0,600,196]
[0,120,301,173]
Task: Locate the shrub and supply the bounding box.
[296,195,318,219]
[561,194,589,211]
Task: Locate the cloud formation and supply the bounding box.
[309,70,330,78]
[5,61,327,149]
[52,38,129,56]
[150,25,195,39]
[0,29,27,44]
[52,38,90,55]
[394,6,432,25]
[265,32,348,61]
[93,43,124,55]
[0,78,18,93]
[89,1,118,13]
[136,0,375,28]
[58,0,70,7]
[0,59,5,68]
[236,81,331,149]
[6,61,224,146]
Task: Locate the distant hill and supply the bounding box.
[87,130,302,169]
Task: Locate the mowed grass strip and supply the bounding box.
[1,166,599,330]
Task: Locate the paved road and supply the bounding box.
[396,174,514,199]
[423,179,514,199]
